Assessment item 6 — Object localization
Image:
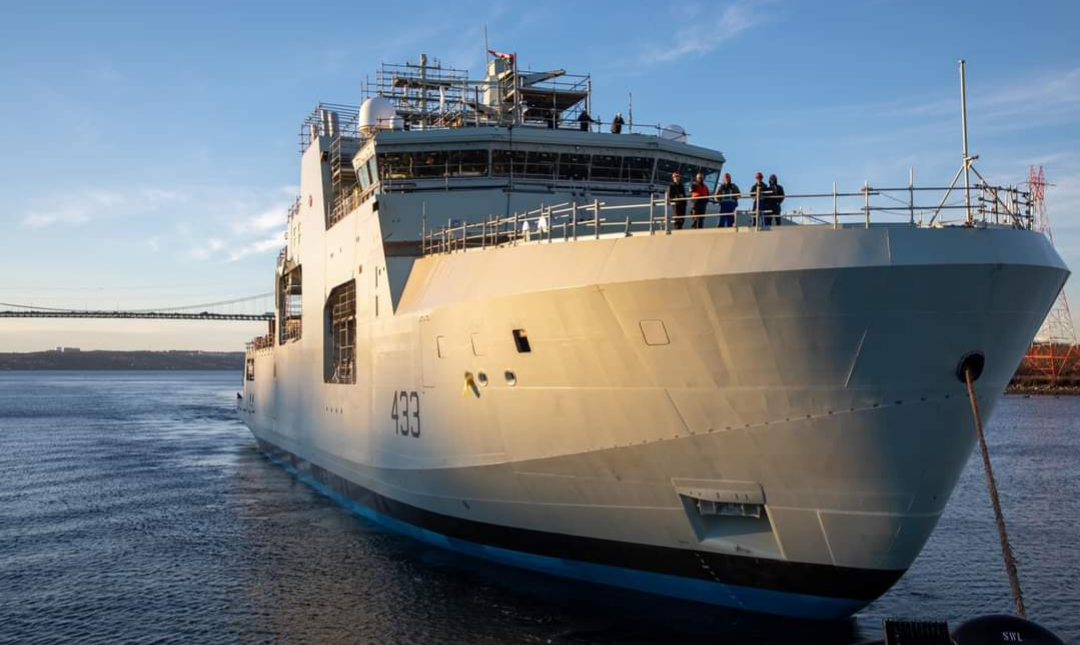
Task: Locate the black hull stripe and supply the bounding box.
[257,439,905,601]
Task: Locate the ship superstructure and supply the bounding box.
[240,54,1069,618]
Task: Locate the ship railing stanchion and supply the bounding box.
[572,201,578,241]
[512,211,519,246]
[593,199,600,239]
[909,167,915,226]
[648,195,655,235]
[864,181,870,228]
[833,183,838,230]
[755,194,761,231]
[664,195,671,235]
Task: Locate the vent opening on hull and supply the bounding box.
[694,499,761,519]
[674,480,780,558]
[279,265,303,343]
[324,279,357,384]
[512,329,531,353]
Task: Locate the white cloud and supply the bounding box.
[189,238,226,261]
[186,187,293,263]
[231,206,287,233]
[226,234,285,262]
[873,66,1080,128]
[18,187,184,229]
[22,209,92,228]
[640,1,768,64]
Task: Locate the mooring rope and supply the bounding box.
[964,366,1027,617]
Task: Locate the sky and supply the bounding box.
[2,0,1079,351]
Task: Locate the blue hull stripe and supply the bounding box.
[259,447,875,620]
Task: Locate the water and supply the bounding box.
[0,372,1076,644]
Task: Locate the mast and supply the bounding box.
[420,53,428,130]
[960,59,972,225]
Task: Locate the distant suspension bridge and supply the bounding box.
[0,293,275,322]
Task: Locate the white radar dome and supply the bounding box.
[359,97,400,134]
[660,124,688,143]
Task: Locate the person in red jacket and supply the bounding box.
[690,172,710,229]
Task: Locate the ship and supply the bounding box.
[239,54,1070,619]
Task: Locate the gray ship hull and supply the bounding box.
[241,211,1068,617]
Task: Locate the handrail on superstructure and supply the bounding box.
[419,182,1033,257]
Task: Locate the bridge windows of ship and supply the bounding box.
[279,266,303,344]
[371,146,720,190]
[376,149,489,180]
[656,158,719,188]
[245,357,255,381]
[324,280,357,385]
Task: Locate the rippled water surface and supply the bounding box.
[0,372,1076,644]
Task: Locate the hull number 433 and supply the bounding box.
[391,391,421,437]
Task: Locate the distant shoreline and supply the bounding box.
[0,350,244,371]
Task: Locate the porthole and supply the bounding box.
[504,370,517,386]
[477,372,489,387]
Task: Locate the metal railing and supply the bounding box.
[248,334,274,351]
[420,182,1032,256]
[362,115,689,139]
[299,103,360,153]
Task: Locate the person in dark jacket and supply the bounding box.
[690,172,709,229]
[765,173,785,225]
[715,172,740,228]
[610,112,625,134]
[577,109,594,132]
[668,171,687,229]
[748,172,768,226]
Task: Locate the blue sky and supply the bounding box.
[2,0,1079,351]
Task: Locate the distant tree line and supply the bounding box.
[0,350,245,371]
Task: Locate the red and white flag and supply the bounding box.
[487,50,514,60]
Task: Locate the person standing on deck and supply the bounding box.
[715,172,740,228]
[578,109,595,132]
[668,171,687,229]
[766,174,785,225]
[749,172,768,225]
[690,173,709,229]
[610,112,625,134]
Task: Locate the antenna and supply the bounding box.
[928,60,983,226]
